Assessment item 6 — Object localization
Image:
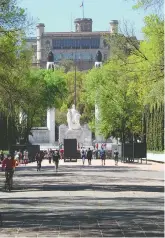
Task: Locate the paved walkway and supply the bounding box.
[0,159,164,237]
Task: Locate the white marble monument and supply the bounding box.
[29,50,56,147]
[29,108,55,145]
[59,105,92,146]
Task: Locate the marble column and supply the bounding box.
[46,51,56,144]
[95,51,103,142]
[47,108,55,144]
[36,23,45,67]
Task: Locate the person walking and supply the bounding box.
[23,150,28,166]
[3,154,16,189]
[18,150,22,163]
[100,147,106,166]
[53,150,60,172]
[92,148,96,160]
[114,148,119,166]
[0,151,4,162]
[59,148,64,160]
[81,149,86,166]
[87,148,92,165]
[48,150,52,164]
[1,155,7,171]
[36,152,42,171]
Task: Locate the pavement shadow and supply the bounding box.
[2,182,163,193]
[0,163,164,237]
[0,206,164,237]
[15,172,73,177]
[16,165,54,171]
[42,184,164,193]
[0,195,164,207]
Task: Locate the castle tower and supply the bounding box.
[74,18,93,32]
[110,20,119,33]
[36,23,45,67]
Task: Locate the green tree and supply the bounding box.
[85,14,164,151]
[131,0,163,11]
[18,69,67,143]
[58,59,75,73]
[56,70,90,126]
[0,0,31,34]
[0,0,34,148]
[85,59,142,141]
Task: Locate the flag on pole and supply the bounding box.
[80,1,84,18]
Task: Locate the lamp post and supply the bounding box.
[73,48,94,109]
[74,52,77,108]
[45,41,51,56]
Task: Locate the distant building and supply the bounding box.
[26,18,119,71]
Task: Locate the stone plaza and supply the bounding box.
[0,160,164,237]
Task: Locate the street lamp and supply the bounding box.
[74,54,77,108]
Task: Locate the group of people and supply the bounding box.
[1,150,29,165]
[81,148,93,165]
[80,147,106,166]
[0,151,21,172]
[80,147,119,166]
[0,149,61,190]
[0,150,31,190]
[35,149,60,172]
[0,146,120,190]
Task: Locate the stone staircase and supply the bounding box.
[33,143,59,151]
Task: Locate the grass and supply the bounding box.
[147,150,165,154]
[0,150,9,154]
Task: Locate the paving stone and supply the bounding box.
[0,159,164,237]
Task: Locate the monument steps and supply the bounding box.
[31,143,59,151]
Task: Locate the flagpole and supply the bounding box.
[80,1,85,19]
[83,0,84,18]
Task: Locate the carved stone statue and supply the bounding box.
[67,109,72,130]
[47,51,54,62]
[67,104,81,130]
[96,50,102,62]
[47,63,54,71]
[71,104,81,127]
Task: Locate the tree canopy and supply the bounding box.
[0,0,67,146]
[84,13,164,150]
[0,0,164,151]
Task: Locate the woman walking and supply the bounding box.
[81,150,86,166]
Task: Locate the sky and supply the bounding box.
[19,0,149,39]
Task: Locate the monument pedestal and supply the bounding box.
[29,108,55,147]
[95,62,102,68]
[59,124,92,147]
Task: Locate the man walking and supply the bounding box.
[87,148,92,165]
[53,150,60,172]
[114,148,119,166]
[36,152,42,171]
[100,147,106,166]
[81,149,86,166]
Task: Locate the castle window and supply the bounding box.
[52,37,100,50]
